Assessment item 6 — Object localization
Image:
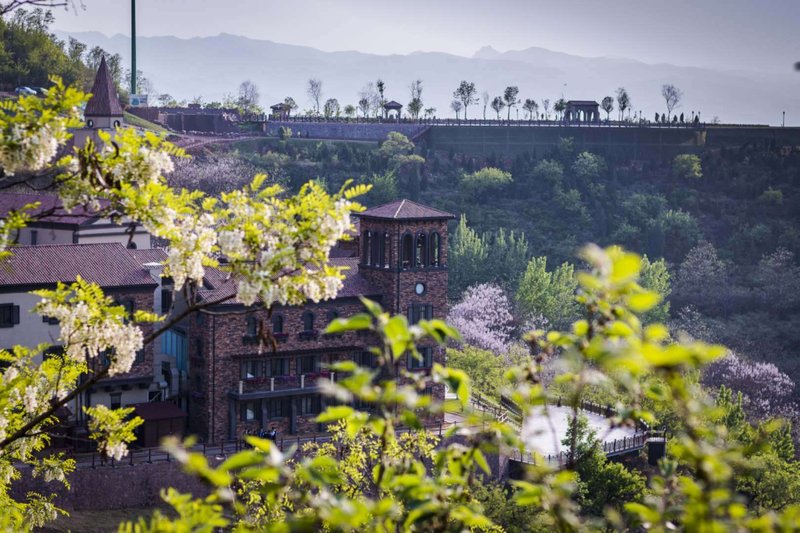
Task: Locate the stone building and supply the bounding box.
[186,199,455,443]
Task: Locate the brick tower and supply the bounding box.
[356,200,455,380]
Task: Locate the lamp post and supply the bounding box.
[783,111,786,127]
[130,0,136,95]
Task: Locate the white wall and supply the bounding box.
[76,217,151,249]
[0,292,61,359]
[17,227,74,246]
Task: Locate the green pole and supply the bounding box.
[131,0,136,95]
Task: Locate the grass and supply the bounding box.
[123,111,170,134]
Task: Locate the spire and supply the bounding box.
[84,56,124,118]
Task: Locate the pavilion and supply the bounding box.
[383,100,403,121]
[564,100,600,123]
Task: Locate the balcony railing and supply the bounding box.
[238,371,336,394]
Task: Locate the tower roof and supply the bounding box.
[358,199,455,221]
[84,56,124,118]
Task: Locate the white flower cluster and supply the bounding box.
[165,213,216,289]
[0,124,60,176]
[218,229,247,258]
[103,144,175,185]
[36,299,144,376]
[105,441,128,461]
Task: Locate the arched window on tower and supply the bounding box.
[372,232,382,268]
[383,233,391,269]
[429,232,441,267]
[362,231,372,266]
[415,233,427,267]
[401,233,414,269]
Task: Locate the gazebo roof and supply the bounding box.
[566,100,600,106]
[383,100,403,109]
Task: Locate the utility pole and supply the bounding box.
[783,111,786,127]
[130,0,137,95]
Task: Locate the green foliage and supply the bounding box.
[673,154,703,179]
[483,228,530,290]
[449,215,488,298]
[758,187,783,205]
[515,256,579,329]
[639,255,671,323]
[446,346,506,401]
[461,167,513,194]
[364,170,398,205]
[572,152,606,181]
[277,125,292,140]
[532,159,564,186]
[379,131,415,158]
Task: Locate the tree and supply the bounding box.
[450,99,462,119]
[482,90,489,120]
[616,87,630,121]
[523,98,538,121]
[407,79,423,120]
[515,256,579,328]
[572,151,607,181]
[357,96,370,118]
[423,107,436,118]
[672,153,702,179]
[364,170,398,205]
[237,80,260,114]
[601,96,614,120]
[661,83,682,121]
[358,82,375,117]
[376,78,386,117]
[461,167,513,194]
[307,78,323,115]
[0,79,367,529]
[490,96,505,119]
[541,98,550,120]
[283,96,298,117]
[639,255,671,323]
[503,86,519,121]
[343,104,356,119]
[446,345,507,400]
[323,97,340,118]
[554,97,566,120]
[453,80,478,120]
[447,283,515,355]
[449,215,488,298]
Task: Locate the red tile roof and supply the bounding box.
[84,56,124,117]
[358,199,454,221]
[0,193,103,226]
[0,243,157,289]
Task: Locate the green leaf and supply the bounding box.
[324,313,371,334]
[628,291,661,313]
[473,449,491,474]
[316,405,354,423]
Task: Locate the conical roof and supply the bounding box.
[84,56,124,117]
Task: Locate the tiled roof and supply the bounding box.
[0,243,157,289]
[0,193,102,226]
[84,56,124,117]
[199,256,380,305]
[128,248,168,265]
[567,100,600,106]
[358,199,455,221]
[383,100,403,108]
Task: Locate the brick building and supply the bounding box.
[186,199,454,443]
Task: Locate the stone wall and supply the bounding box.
[266,121,428,142]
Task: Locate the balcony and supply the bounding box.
[237,371,337,395]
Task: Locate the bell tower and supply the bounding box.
[73,56,125,148]
[356,200,454,395]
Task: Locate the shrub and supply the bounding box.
[673,154,703,179]
[461,167,513,193]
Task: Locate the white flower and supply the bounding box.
[106,441,128,461]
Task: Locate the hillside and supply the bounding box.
[59,31,800,126]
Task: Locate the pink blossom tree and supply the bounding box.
[447,283,515,356]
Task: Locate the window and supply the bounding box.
[241,400,260,422]
[30,230,37,246]
[245,316,258,337]
[429,232,441,267]
[110,392,122,410]
[43,345,63,360]
[272,314,284,334]
[408,347,433,370]
[327,309,339,324]
[302,311,315,332]
[415,233,427,267]
[401,233,414,268]
[408,304,433,324]
[161,288,173,312]
[195,338,204,359]
[298,355,320,374]
[371,234,382,268]
[300,395,322,415]
[383,233,391,268]
[357,351,377,369]
[42,315,59,325]
[266,398,290,418]
[266,357,289,377]
[363,230,372,266]
[240,359,264,380]
[0,304,20,328]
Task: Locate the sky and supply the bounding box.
[51,0,799,74]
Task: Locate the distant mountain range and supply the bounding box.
[58,31,800,126]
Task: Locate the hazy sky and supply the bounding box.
[51,0,799,73]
